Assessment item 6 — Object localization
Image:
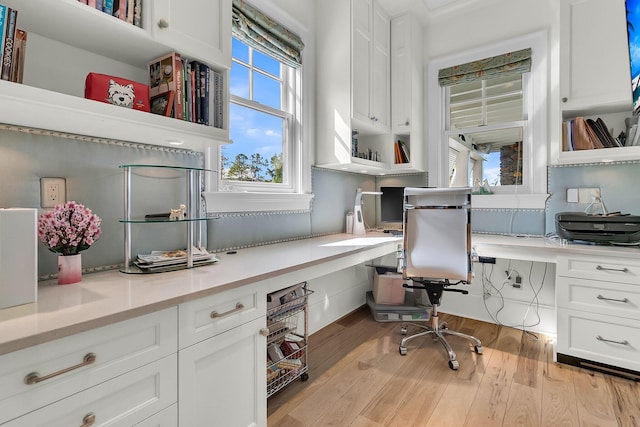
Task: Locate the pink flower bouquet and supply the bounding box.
[38,201,102,256]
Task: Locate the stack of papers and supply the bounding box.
[134,247,219,272]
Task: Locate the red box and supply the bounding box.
[85,72,150,112]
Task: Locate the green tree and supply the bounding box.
[227,153,251,181]
[268,153,283,183]
[249,153,269,181]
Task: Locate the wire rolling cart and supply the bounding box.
[266,282,313,397]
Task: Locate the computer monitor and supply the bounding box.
[377,186,405,229]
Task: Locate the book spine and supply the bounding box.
[193,61,201,124]
[203,65,210,126]
[174,53,183,120]
[190,66,196,122]
[88,0,97,8]
[117,0,126,20]
[1,8,17,81]
[126,0,134,24]
[10,28,26,83]
[103,0,113,15]
[0,4,7,66]
[185,60,192,122]
[214,70,223,129]
[95,0,103,11]
[133,0,141,27]
[198,64,207,125]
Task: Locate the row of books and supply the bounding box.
[149,52,224,129]
[624,116,640,147]
[562,117,623,151]
[0,4,26,84]
[394,140,410,164]
[77,0,142,28]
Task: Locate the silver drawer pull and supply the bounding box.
[597,294,629,303]
[210,302,244,319]
[596,335,629,346]
[80,412,96,427]
[596,265,629,273]
[24,353,96,385]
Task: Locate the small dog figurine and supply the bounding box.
[169,204,186,220]
[107,79,135,108]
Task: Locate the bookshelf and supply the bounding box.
[0,0,231,151]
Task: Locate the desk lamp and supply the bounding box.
[353,188,382,235]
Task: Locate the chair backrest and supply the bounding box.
[402,187,472,283]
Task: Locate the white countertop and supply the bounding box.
[0,233,401,355]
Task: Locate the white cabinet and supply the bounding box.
[0,0,231,152]
[389,13,424,172]
[352,0,390,133]
[0,308,178,425]
[555,0,638,164]
[316,0,392,174]
[178,283,267,426]
[148,0,231,69]
[178,317,267,427]
[556,255,640,375]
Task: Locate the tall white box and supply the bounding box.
[0,208,38,309]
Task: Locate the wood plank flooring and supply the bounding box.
[267,307,640,427]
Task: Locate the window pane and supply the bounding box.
[224,103,284,183]
[485,74,522,97]
[230,62,250,98]
[253,71,281,109]
[254,50,281,77]
[486,94,522,124]
[450,80,482,103]
[450,100,483,129]
[232,38,249,63]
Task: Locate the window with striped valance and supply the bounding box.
[438,48,532,87]
[231,0,305,68]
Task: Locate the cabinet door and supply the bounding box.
[179,316,267,427]
[370,3,390,131]
[352,0,373,126]
[560,0,631,110]
[150,0,232,68]
[391,15,412,134]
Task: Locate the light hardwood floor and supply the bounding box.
[267,307,640,427]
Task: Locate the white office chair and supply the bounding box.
[398,187,483,370]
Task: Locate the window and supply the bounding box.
[205,0,312,213]
[223,37,293,186]
[427,31,548,209]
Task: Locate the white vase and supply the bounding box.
[58,254,82,285]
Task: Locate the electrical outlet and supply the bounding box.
[41,178,66,208]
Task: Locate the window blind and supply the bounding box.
[438,48,531,87]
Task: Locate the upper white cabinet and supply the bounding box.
[317,0,424,175]
[389,13,423,172]
[555,0,640,164]
[352,0,390,133]
[148,0,231,69]
[0,0,231,152]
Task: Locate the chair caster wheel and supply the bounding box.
[400,327,407,335]
[448,360,459,370]
[474,345,484,355]
[301,373,309,381]
[399,346,407,356]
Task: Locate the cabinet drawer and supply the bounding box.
[0,307,177,424]
[557,308,640,372]
[556,276,640,320]
[179,284,266,348]
[557,255,640,285]
[3,354,177,427]
[134,404,177,427]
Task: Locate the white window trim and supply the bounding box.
[204,0,313,213]
[427,30,548,209]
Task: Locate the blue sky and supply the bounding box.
[224,38,283,171]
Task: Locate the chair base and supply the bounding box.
[399,313,483,370]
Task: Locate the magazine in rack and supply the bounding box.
[134,246,219,272]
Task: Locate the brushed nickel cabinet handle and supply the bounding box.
[24,353,97,385]
[596,335,629,346]
[157,18,169,29]
[596,265,629,273]
[259,328,270,337]
[210,302,244,319]
[80,412,96,427]
[597,294,629,303]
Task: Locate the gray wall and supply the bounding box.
[3,126,639,279]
